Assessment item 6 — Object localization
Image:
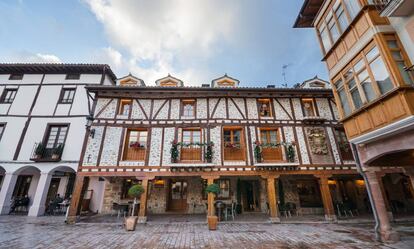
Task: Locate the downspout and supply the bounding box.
[350,143,381,241]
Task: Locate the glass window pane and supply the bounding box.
[387,40,398,49]
[339,89,351,116]
[233,130,241,143]
[269,131,277,143]
[351,88,363,109]
[370,56,394,94]
[320,27,331,51]
[397,62,414,85]
[328,17,340,42]
[357,69,369,82]
[354,59,365,72]
[366,47,379,62]
[361,80,376,102]
[391,51,403,60]
[335,4,348,32]
[343,0,361,19]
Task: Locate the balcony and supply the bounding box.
[372,0,414,17]
[30,143,64,162]
[124,147,146,161]
[223,144,245,161]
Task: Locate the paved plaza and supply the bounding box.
[0,215,414,249]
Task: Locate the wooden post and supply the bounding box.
[137,178,149,223]
[365,170,399,242]
[202,175,219,217]
[66,175,85,224]
[317,175,337,222]
[263,174,280,223]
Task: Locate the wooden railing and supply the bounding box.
[124,147,146,161]
[180,147,202,161]
[224,147,245,161]
[261,147,283,162]
[371,0,392,12]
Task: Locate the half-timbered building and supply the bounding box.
[68,74,367,224]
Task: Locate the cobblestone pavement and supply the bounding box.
[0,216,414,249]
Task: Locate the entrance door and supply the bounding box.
[241,180,260,212]
[168,180,188,212]
[13,175,32,198]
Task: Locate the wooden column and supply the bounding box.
[137,178,150,223]
[262,174,280,223]
[202,175,220,217]
[66,175,85,224]
[365,170,399,242]
[317,175,337,222]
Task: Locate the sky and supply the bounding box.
[0,0,328,87]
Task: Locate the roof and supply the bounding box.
[293,0,325,28]
[86,84,334,99]
[0,63,117,81]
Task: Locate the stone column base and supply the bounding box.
[381,230,400,243]
[325,214,337,222]
[137,216,147,223]
[269,217,281,223]
[66,216,77,224]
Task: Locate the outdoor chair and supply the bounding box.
[224,202,236,221]
[112,203,128,219]
[278,203,291,218]
[336,202,354,217]
[285,202,298,216]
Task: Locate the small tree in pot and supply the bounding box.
[205,183,220,230]
[125,184,145,231]
[34,143,45,159]
[52,144,64,160]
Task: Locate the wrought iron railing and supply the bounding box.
[371,0,393,13]
[30,143,64,162]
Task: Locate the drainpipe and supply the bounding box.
[350,143,381,241]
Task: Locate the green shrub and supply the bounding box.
[128,184,145,198]
[205,183,220,195]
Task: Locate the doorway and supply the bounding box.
[168,180,188,212]
[241,180,260,212]
[45,178,61,208]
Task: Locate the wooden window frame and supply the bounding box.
[58,88,76,104]
[9,74,23,80]
[180,128,202,162]
[257,98,273,118]
[0,88,18,103]
[42,123,70,149]
[118,99,132,116]
[202,178,231,200]
[181,99,196,117]
[65,73,80,80]
[223,126,245,161]
[122,129,148,161]
[301,98,317,117]
[259,127,283,162]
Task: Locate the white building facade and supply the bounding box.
[0,63,115,216]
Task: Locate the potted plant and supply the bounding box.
[170,140,179,163]
[286,141,296,163]
[34,142,45,159]
[205,183,220,230]
[52,144,64,160]
[253,140,263,163]
[125,184,145,231]
[205,142,214,163]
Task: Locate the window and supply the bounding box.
[258,99,272,117]
[343,0,361,20]
[118,99,132,116]
[58,88,76,104]
[354,59,376,102]
[223,127,245,161]
[180,129,202,161]
[260,128,282,161]
[319,25,331,52]
[335,79,351,116]
[0,89,18,103]
[385,35,414,85]
[9,74,23,80]
[181,99,195,117]
[0,123,5,141]
[45,125,68,149]
[123,129,148,161]
[335,3,348,33]
[366,47,393,94]
[301,98,317,117]
[202,179,230,199]
[65,73,80,80]
[327,13,340,42]
[334,128,353,160]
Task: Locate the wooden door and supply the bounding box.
[168,180,188,212]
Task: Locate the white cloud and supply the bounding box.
[3,51,62,63]
[83,0,240,85]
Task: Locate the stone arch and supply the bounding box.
[366,149,414,167]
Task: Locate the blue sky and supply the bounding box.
[0,0,328,87]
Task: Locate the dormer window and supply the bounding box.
[9,74,23,80]
[212,74,240,88]
[118,99,132,116]
[156,75,183,87]
[65,73,80,80]
[181,99,195,117]
[258,99,272,117]
[302,98,316,117]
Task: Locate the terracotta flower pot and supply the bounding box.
[125,216,138,231]
[207,215,218,230]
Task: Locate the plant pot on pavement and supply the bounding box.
[207,215,218,230]
[125,216,138,231]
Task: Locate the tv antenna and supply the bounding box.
[282,64,292,87]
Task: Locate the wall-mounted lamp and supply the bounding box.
[85,114,94,128]
[90,129,96,138]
